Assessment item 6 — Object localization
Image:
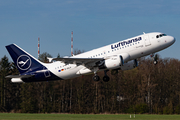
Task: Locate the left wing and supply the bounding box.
[52,57,104,67]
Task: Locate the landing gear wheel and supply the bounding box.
[103,76,110,82]
[93,75,100,81]
[151,54,158,65]
[154,60,158,65]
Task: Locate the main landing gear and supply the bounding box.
[103,70,110,82]
[92,70,110,82]
[92,67,100,81]
[93,74,100,81]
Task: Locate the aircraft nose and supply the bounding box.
[167,36,175,45]
[173,37,176,43]
[170,36,176,44]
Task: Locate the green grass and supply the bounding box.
[0,113,180,120]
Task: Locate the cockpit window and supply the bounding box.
[162,34,167,36]
[156,34,167,38]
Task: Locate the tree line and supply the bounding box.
[0,53,180,114]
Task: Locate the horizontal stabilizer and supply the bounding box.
[6,74,35,79]
[6,74,35,83]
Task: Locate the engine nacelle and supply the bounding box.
[120,59,138,71]
[98,53,131,70]
[104,55,124,69]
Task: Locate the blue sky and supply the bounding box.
[1,0,180,61]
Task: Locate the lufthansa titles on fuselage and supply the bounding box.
[111,37,142,49]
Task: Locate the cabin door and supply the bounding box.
[43,67,51,78]
[144,35,151,46]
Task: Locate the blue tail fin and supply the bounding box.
[6,44,44,74]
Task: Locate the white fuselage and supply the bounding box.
[44,32,175,80]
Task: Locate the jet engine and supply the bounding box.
[120,59,138,70]
[104,53,131,69]
[98,53,131,70]
[104,55,123,69]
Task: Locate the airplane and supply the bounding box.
[5,32,175,83]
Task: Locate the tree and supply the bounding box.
[57,53,61,58]
[1,54,180,114]
[39,52,52,63]
[0,56,11,111]
[74,49,85,55]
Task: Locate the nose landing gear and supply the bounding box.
[151,53,158,65]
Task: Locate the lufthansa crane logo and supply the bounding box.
[17,55,31,70]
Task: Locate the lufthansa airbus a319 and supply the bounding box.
[6,32,175,83]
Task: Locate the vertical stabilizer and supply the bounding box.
[6,44,44,74]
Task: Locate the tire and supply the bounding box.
[103,76,110,82]
[154,60,158,65]
[93,75,100,81]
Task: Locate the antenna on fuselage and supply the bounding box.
[143,32,146,34]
